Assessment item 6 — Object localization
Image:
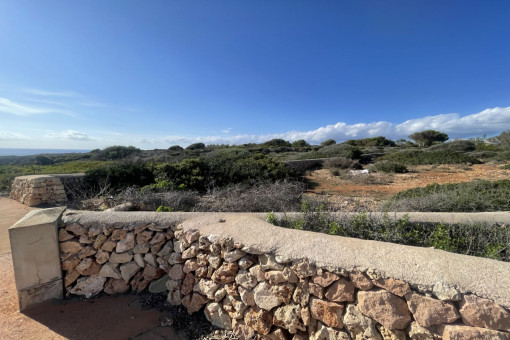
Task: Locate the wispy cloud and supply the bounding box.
[45,130,100,141]
[0,131,29,140]
[0,97,71,116]
[22,87,75,97]
[140,106,510,147]
[221,128,232,134]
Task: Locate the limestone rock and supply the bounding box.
[259,254,285,271]
[224,249,246,262]
[459,294,510,331]
[133,253,145,268]
[181,243,199,259]
[407,321,436,340]
[239,286,255,306]
[214,287,227,302]
[244,306,273,335]
[62,255,80,271]
[58,229,74,242]
[407,293,459,327]
[69,275,107,298]
[238,255,256,269]
[101,240,117,252]
[254,282,282,311]
[262,327,291,340]
[60,241,83,254]
[349,271,374,291]
[99,262,122,279]
[182,273,195,295]
[169,264,185,280]
[109,252,133,264]
[182,293,208,314]
[291,260,316,279]
[223,294,248,319]
[167,289,182,305]
[324,278,355,302]
[95,249,110,264]
[273,283,294,305]
[266,270,287,285]
[443,325,510,340]
[233,319,257,340]
[104,278,130,295]
[249,265,266,281]
[432,282,462,301]
[343,304,382,340]
[183,259,200,273]
[378,325,407,340]
[311,322,350,340]
[156,241,173,256]
[195,279,221,299]
[130,264,164,293]
[66,223,86,236]
[136,230,153,245]
[309,297,344,328]
[64,270,80,287]
[373,277,411,297]
[143,253,157,267]
[148,275,171,293]
[212,262,239,284]
[76,258,101,276]
[120,261,140,282]
[168,252,184,265]
[93,234,108,249]
[312,271,339,287]
[283,267,299,283]
[183,229,200,244]
[357,290,412,330]
[293,280,310,307]
[236,269,258,289]
[273,304,305,334]
[110,229,127,241]
[116,232,135,253]
[309,283,324,299]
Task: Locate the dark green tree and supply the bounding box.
[409,130,449,147]
[320,139,336,147]
[291,139,310,148]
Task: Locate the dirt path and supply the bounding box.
[0,198,185,340]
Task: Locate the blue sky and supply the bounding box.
[1,1,510,149]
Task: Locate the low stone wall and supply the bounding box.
[10,174,85,207]
[53,211,510,340]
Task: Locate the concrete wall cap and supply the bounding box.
[10,207,66,229]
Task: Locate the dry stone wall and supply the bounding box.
[58,211,510,340]
[10,174,84,207]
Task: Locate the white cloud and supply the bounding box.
[0,97,68,116]
[45,130,99,141]
[0,131,29,140]
[22,88,75,97]
[221,128,232,134]
[141,106,510,147]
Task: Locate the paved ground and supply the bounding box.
[0,198,184,340]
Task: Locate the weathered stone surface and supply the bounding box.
[324,278,355,302]
[357,290,412,330]
[343,304,382,340]
[66,223,86,236]
[212,262,239,284]
[109,252,133,264]
[244,306,273,335]
[224,249,246,262]
[223,295,248,319]
[87,225,102,237]
[266,270,287,285]
[233,319,257,340]
[273,283,294,305]
[120,261,140,282]
[183,229,200,244]
[313,271,339,287]
[273,304,305,334]
[407,321,435,340]
[148,275,170,293]
[136,230,153,245]
[133,253,145,268]
[181,243,199,259]
[64,270,80,287]
[254,282,282,311]
[291,260,316,279]
[373,278,411,297]
[349,271,374,291]
[225,282,239,297]
[236,269,258,289]
[293,280,310,307]
[260,254,285,271]
[167,289,181,305]
[459,294,510,331]
[204,302,232,330]
[77,246,96,259]
[263,327,290,340]
[238,255,256,269]
[110,229,127,241]
[130,264,164,293]
[58,228,74,241]
[181,272,195,295]
[239,286,255,306]
[69,275,107,298]
[168,252,184,265]
[249,265,266,281]
[207,254,222,269]
[93,234,107,249]
[182,293,208,314]
[169,264,185,280]
[195,279,221,299]
[62,255,80,271]
[60,241,83,254]
[309,297,344,328]
[378,325,406,340]
[196,253,208,266]
[101,240,117,252]
[407,293,459,327]
[94,249,110,264]
[309,283,324,299]
[432,282,462,301]
[301,306,311,326]
[77,259,101,276]
[156,241,173,256]
[214,287,227,302]
[183,259,200,273]
[283,267,299,283]
[99,262,122,279]
[311,322,350,340]
[116,232,135,253]
[104,278,130,295]
[79,234,94,244]
[443,325,510,340]
[143,253,157,267]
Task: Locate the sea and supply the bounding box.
[0,148,91,156]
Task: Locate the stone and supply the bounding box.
[225,282,239,297]
[182,293,208,314]
[236,269,258,289]
[195,266,208,279]
[238,255,256,269]
[273,283,294,305]
[249,265,266,281]
[169,264,185,280]
[69,275,107,298]
[77,246,96,259]
[309,297,344,328]
[93,234,108,249]
[76,258,101,276]
[343,304,382,340]
[87,225,102,237]
[133,253,145,268]
[377,325,407,340]
[109,252,133,264]
[195,279,221,299]
[173,239,187,254]
[407,321,435,340]
[301,306,311,326]
[104,278,130,295]
[99,262,122,279]
[120,261,141,282]
[373,277,411,297]
[94,250,109,265]
[313,271,339,287]
[259,254,285,271]
[443,325,510,340]
[233,319,257,340]
[143,253,157,267]
[214,287,227,302]
[101,240,117,252]
[183,229,200,244]
[196,253,208,266]
[263,327,291,340]
[62,255,80,271]
[291,260,316,279]
[432,282,462,301]
[407,293,459,327]
[349,271,374,291]
[357,290,412,330]
[459,294,510,331]
[168,252,184,265]
[324,278,355,302]
[136,230,153,245]
[293,280,310,307]
[212,262,239,284]
[223,295,248,319]
[183,259,200,273]
[266,270,287,285]
[116,232,135,253]
[167,289,181,305]
[66,223,86,236]
[254,282,282,311]
[181,273,195,295]
[58,229,74,241]
[239,286,255,306]
[79,234,94,244]
[110,229,127,241]
[311,322,350,340]
[207,254,222,269]
[224,249,246,262]
[244,306,273,335]
[205,302,232,330]
[283,267,299,283]
[130,264,164,293]
[181,243,199,259]
[60,241,83,254]
[64,270,80,287]
[273,304,305,334]
[148,275,171,293]
[309,283,324,299]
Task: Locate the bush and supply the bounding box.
[409,130,449,147]
[428,140,476,152]
[320,139,336,147]
[378,150,481,165]
[168,145,184,151]
[374,160,408,173]
[186,143,206,150]
[85,161,155,191]
[320,144,362,159]
[261,139,291,148]
[291,139,310,148]
[344,136,396,147]
[91,146,141,160]
[114,186,198,211]
[383,180,510,212]
[324,157,362,170]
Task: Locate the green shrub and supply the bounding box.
[186,143,206,150]
[320,139,336,147]
[374,160,408,173]
[320,144,362,159]
[156,205,174,212]
[378,150,481,165]
[85,161,155,191]
[91,146,140,160]
[324,157,362,170]
[428,140,476,152]
[344,136,396,147]
[291,139,310,148]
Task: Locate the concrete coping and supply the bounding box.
[63,210,510,309]
[13,173,85,180]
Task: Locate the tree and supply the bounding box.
[186,142,206,150]
[320,139,336,147]
[291,139,310,148]
[34,155,53,165]
[409,130,449,147]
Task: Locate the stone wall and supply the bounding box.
[10,174,85,207]
[57,211,510,340]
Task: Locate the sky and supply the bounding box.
[1,0,510,150]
